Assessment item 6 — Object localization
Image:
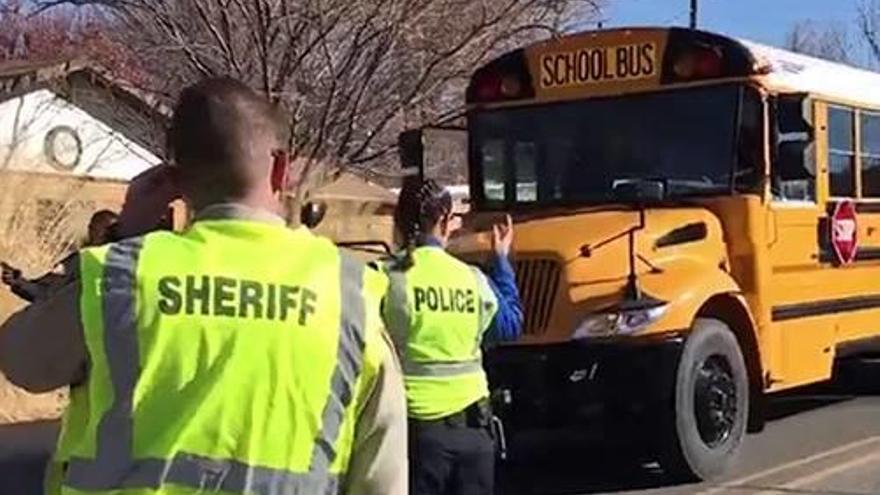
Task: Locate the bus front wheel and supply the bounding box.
[659,318,749,481]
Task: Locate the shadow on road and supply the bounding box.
[763,382,852,422]
[768,357,880,421]
[497,443,692,495]
[497,358,880,495]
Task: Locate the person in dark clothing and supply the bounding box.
[1,209,117,302]
[382,177,523,495]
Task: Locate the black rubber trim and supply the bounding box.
[818,247,880,264]
[827,201,880,214]
[855,202,880,214]
[772,294,880,322]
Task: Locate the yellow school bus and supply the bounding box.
[400,27,880,479]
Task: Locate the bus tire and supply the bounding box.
[659,318,749,481]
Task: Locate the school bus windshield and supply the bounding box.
[470,84,763,208]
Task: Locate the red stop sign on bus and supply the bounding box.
[831,201,859,265]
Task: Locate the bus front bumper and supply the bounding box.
[485,333,685,437]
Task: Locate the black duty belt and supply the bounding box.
[415,399,492,429]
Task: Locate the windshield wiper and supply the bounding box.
[662,179,729,198]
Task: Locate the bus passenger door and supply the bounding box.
[766,97,835,389]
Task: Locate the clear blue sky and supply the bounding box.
[604,0,860,47]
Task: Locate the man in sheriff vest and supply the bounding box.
[0,78,407,495]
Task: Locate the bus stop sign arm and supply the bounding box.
[398,129,425,182]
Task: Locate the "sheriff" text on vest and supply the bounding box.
[158,275,318,324]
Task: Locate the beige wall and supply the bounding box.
[0,169,126,424]
[310,198,396,264]
[313,201,394,241]
[0,169,126,314]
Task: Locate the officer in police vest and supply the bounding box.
[0,78,407,495]
[383,178,523,495]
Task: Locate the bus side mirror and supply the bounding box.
[777,141,815,181]
[300,201,327,228]
[777,93,814,137]
[773,93,816,182]
[398,129,425,176]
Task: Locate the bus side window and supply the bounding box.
[860,110,880,197]
[828,106,856,198]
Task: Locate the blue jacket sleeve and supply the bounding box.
[483,255,523,343]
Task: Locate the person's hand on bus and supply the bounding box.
[492,215,514,258]
[117,164,182,238]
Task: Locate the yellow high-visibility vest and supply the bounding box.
[383,246,498,420]
[50,219,386,495]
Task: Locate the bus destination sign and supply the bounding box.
[539,42,658,89]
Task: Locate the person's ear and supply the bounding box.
[285,155,312,195]
[448,213,463,235]
[271,150,290,194]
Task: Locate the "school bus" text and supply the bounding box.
[540,42,657,89]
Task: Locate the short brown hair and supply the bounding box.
[168,77,286,203]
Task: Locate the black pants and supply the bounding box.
[409,419,495,495]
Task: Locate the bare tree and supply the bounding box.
[35,0,603,181]
[785,20,853,64]
[0,1,146,82]
[859,0,880,67]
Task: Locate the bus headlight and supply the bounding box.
[573,304,668,339]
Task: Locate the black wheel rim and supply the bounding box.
[693,354,737,449]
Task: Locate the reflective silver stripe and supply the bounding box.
[469,266,496,336]
[67,237,145,490]
[74,454,339,494]
[310,254,367,473]
[469,265,496,358]
[66,240,364,494]
[403,359,484,377]
[383,267,410,357]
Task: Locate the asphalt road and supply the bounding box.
[2,360,879,495]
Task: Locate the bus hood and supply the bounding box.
[449,207,738,344]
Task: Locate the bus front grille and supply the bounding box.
[513,258,561,336]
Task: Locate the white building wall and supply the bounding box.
[0,89,159,180]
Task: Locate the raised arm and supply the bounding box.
[484,215,523,343]
[483,255,523,343]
